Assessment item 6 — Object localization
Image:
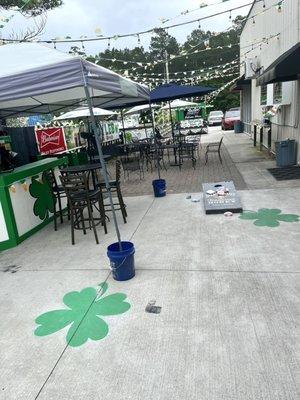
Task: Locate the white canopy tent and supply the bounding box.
[0,43,149,119]
[161,99,199,110]
[0,43,150,247]
[55,106,117,120]
[124,104,160,116]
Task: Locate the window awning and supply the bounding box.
[230,75,251,92]
[256,42,300,86]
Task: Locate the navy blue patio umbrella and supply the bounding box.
[149,83,215,103]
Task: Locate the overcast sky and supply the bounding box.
[1,0,252,54]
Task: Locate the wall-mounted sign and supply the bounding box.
[35,127,67,155]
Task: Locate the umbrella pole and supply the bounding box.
[120,109,125,144]
[143,122,148,139]
[168,101,174,139]
[149,102,161,180]
[84,87,122,250]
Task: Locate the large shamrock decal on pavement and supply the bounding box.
[239,208,299,228]
[29,173,55,220]
[34,282,130,347]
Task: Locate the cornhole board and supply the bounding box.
[202,181,243,214]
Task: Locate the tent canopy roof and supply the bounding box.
[150,83,215,103]
[106,82,215,110]
[161,99,199,110]
[256,42,300,86]
[0,43,149,118]
[124,104,160,115]
[55,106,116,120]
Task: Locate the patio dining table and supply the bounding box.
[60,160,110,189]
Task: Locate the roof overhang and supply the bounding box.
[230,75,251,92]
[256,42,300,86]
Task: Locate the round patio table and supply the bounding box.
[60,162,104,174]
[60,160,110,189]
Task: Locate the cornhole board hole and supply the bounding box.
[202,181,243,215]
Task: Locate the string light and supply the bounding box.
[161,0,265,25]
[0,1,271,44]
[277,1,283,12]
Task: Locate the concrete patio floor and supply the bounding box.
[0,129,299,399]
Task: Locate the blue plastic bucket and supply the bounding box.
[107,241,135,281]
[152,179,166,197]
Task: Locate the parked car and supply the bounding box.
[222,108,241,130]
[208,110,224,126]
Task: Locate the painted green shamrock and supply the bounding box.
[34,282,130,347]
[239,208,299,228]
[29,173,54,220]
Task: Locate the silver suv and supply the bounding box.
[208,110,224,126]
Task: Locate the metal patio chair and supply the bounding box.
[205,137,224,164]
[120,152,144,180]
[97,159,127,224]
[178,142,197,169]
[59,173,107,245]
[43,169,68,231]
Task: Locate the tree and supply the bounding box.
[232,15,246,35]
[149,28,180,59]
[8,14,47,41]
[0,0,63,15]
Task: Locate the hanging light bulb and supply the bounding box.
[108,39,111,50]
[252,17,255,24]
[277,1,283,12]
[229,10,232,20]
[137,34,141,46]
[262,0,266,8]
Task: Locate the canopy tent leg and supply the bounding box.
[84,87,122,250]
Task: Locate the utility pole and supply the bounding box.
[165,50,170,83]
[164,50,174,138]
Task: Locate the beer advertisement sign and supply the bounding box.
[35,127,67,155]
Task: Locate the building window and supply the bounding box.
[260,85,267,105]
[274,82,282,104]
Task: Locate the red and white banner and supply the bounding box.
[35,127,67,156]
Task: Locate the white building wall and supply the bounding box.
[240,0,300,161]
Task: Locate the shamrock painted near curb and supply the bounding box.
[34,282,130,347]
[29,173,55,220]
[239,208,299,228]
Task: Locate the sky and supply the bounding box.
[0,0,252,55]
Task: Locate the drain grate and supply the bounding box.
[268,166,300,181]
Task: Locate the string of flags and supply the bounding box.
[123,59,239,78]
[206,76,239,103]
[130,67,239,86]
[92,31,279,77]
